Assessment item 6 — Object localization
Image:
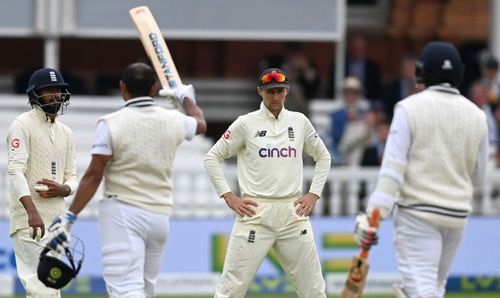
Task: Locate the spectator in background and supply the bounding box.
[470,81,498,166]
[327,36,382,100]
[361,117,391,167]
[382,55,418,120]
[339,102,384,167]
[330,77,369,164]
[479,56,500,107]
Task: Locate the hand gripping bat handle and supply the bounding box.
[360,208,380,259]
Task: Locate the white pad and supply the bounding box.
[393,283,409,298]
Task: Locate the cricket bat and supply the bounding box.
[129,6,182,109]
[340,208,381,298]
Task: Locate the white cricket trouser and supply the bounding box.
[12,228,61,298]
[393,207,465,298]
[99,198,170,298]
[214,197,326,298]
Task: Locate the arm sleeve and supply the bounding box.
[367,106,410,218]
[183,115,197,141]
[91,120,113,156]
[204,117,246,196]
[472,130,489,188]
[64,129,78,195]
[303,117,332,197]
[6,121,31,200]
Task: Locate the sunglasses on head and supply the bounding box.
[261,71,287,85]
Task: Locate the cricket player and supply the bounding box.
[204,68,331,298]
[6,68,78,297]
[355,41,489,298]
[46,62,207,298]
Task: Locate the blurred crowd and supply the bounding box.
[258,36,500,171]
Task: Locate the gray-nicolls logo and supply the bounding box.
[255,130,267,137]
[248,230,256,243]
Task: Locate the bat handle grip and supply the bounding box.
[359,208,380,259]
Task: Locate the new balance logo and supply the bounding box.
[248,230,256,243]
[255,130,267,137]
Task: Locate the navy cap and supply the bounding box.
[26,68,68,94]
[258,68,289,90]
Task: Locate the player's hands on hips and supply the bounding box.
[294,193,319,216]
[47,210,77,253]
[159,84,196,104]
[222,192,258,217]
[35,178,71,198]
[354,212,379,250]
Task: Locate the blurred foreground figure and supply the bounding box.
[354,41,489,298]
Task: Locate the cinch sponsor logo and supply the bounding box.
[258,145,297,158]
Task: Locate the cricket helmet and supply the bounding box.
[37,235,84,289]
[415,41,464,88]
[26,68,71,114]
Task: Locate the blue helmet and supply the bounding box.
[37,235,84,289]
[415,41,464,88]
[26,68,71,114]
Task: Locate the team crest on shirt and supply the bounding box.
[223,130,231,140]
[288,127,294,141]
[10,138,20,149]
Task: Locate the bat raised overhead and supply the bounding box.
[129,6,182,108]
[340,208,380,298]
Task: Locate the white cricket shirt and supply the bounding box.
[204,102,331,199]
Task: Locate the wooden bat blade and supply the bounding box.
[340,208,381,298]
[129,6,182,91]
[341,256,370,298]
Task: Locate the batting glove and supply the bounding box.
[159,84,196,104]
[47,210,77,253]
[354,212,379,250]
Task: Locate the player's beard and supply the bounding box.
[41,102,62,115]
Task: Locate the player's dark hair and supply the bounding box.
[121,62,155,97]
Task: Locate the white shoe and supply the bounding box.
[393,283,408,298]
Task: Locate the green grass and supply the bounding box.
[4,294,499,298]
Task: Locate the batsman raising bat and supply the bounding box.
[129,5,185,109]
[46,62,207,297]
[355,41,488,298]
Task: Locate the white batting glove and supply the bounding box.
[159,84,196,104]
[354,212,379,250]
[47,210,77,253]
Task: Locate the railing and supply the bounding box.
[2,165,500,219]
